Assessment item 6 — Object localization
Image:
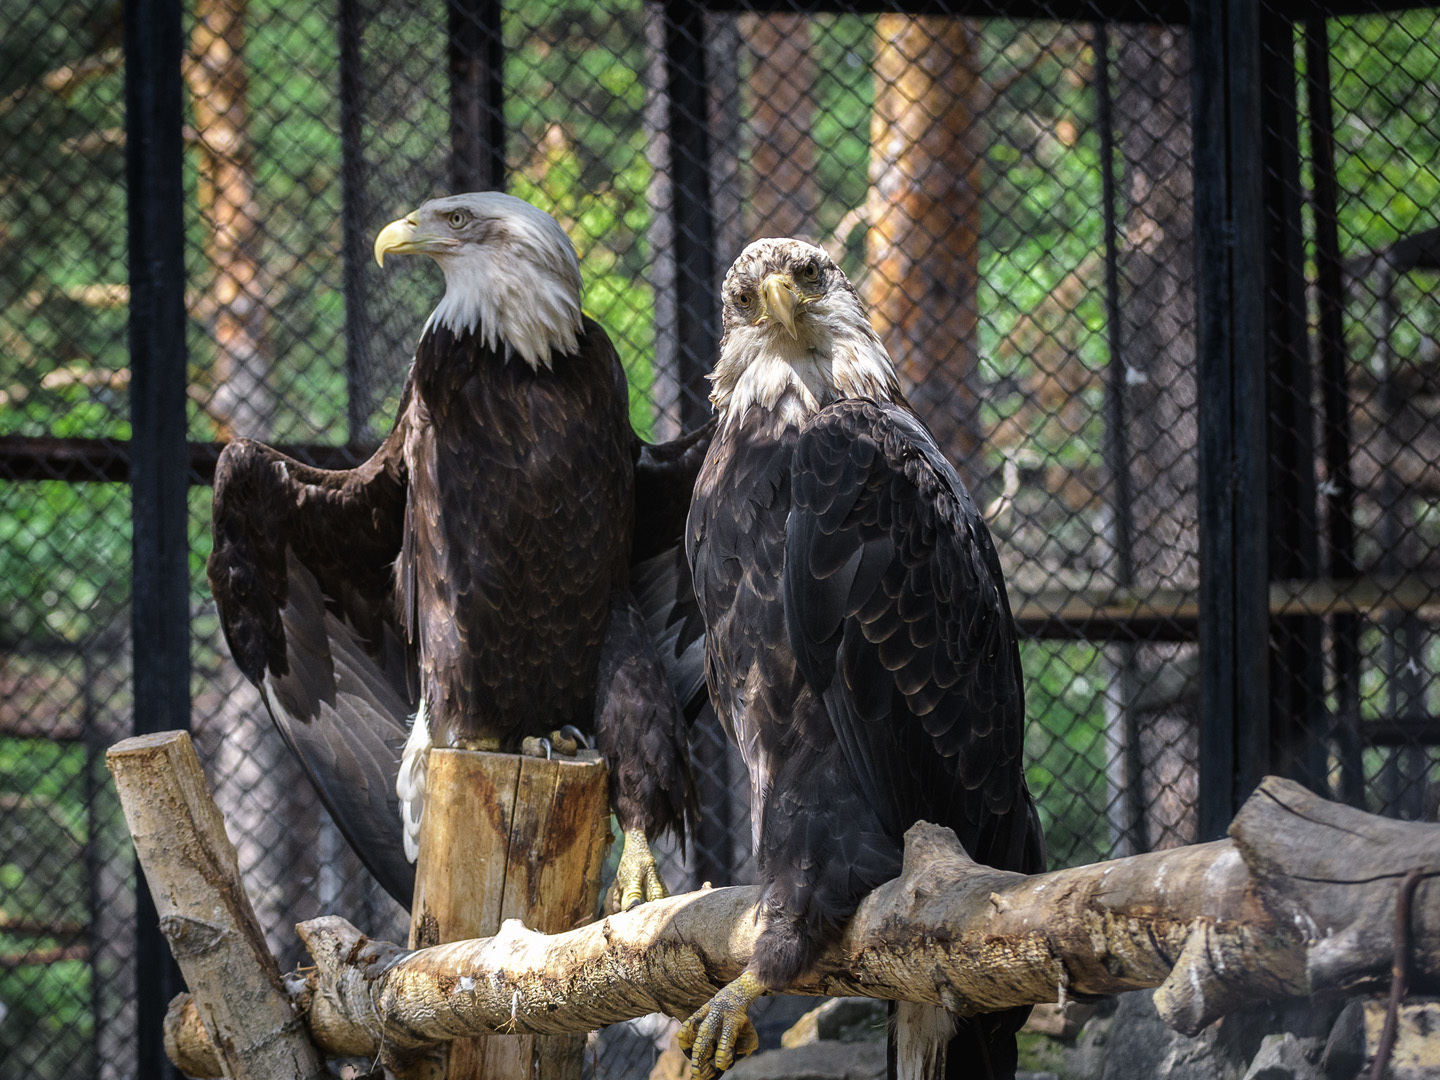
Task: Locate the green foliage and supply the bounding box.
[1023,641,1114,867]
[3,21,1440,1073]
[1328,11,1440,254]
[0,739,102,1080]
[0,483,130,646]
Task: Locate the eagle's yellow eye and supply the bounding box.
[735,291,753,309]
[800,263,820,283]
[448,210,467,229]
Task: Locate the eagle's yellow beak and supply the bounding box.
[374,213,453,267]
[761,273,800,339]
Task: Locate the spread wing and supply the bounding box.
[782,399,1043,874]
[207,391,417,904]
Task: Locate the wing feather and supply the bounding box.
[630,419,716,720]
[208,395,416,904]
[783,399,1042,873]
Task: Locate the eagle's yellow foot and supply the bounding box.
[547,729,581,755]
[615,827,670,911]
[678,971,763,1079]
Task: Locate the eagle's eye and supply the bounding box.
[447,210,468,229]
[799,262,820,284]
[734,290,754,310]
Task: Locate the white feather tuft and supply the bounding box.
[419,192,584,369]
[396,697,431,863]
[709,239,900,424]
[894,1001,956,1080]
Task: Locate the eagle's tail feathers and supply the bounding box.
[397,698,431,863]
[891,1001,955,1080]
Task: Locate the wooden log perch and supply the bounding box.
[106,731,322,1080]
[406,748,610,1079]
[163,775,1440,1077]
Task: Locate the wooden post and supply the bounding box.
[106,731,322,1080]
[410,748,611,1079]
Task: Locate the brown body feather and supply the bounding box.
[402,319,632,747]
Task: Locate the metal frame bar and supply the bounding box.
[1303,16,1364,806]
[1260,9,1326,792]
[695,0,1435,21]
[123,0,189,1074]
[1091,22,1147,854]
[1192,0,1272,841]
[448,0,507,192]
[663,0,720,430]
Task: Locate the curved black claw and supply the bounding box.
[520,735,554,760]
[678,972,763,1080]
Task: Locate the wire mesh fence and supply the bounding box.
[2,2,1440,1078]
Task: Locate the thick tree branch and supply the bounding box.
[164,776,1440,1077]
[107,732,322,1080]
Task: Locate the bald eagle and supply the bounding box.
[680,239,1044,1080]
[208,192,707,910]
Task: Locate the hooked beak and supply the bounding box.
[374,213,456,266]
[761,273,800,340]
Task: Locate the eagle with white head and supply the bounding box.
[681,238,1044,1080]
[209,192,710,912]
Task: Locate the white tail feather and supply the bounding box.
[894,1001,956,1080]
[396,698,431,862]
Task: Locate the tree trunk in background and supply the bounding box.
[185,0,331,965]
[866,15,982,470]
[186,0,274,441]
[1113,25,1199,850]
[740,13,816,242]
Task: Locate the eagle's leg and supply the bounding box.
[594,587,693,910]
[677,969,763,1080]
[615,825,669,910]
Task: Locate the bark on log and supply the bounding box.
[106,731,322,1080]
[163,776,1439,1078]
[405,748,610,1079]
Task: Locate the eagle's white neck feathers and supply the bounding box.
[420,193,584,369]
[710,243,900,427]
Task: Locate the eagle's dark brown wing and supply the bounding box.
[782,398,1043,876]
[631,417,716,721]
[207,393,416,904]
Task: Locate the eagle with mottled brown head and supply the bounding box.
[681,238,1044,1080]
[207,192,709,911]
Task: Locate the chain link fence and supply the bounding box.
[3,2,1440,1078]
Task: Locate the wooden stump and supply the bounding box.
[410,748,612,1080]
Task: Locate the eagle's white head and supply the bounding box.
[710,238,901,424]
[373,192,583,369]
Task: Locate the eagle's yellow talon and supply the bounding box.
[616,827,670,911]
[681,972,762,1079]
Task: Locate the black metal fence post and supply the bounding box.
[124,0,190,1074]
[1303,16,1363,807]
[1260,9,1325,793]
[663,0,718,430]
[448,0,507,193]
[1192,0,1271,841]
